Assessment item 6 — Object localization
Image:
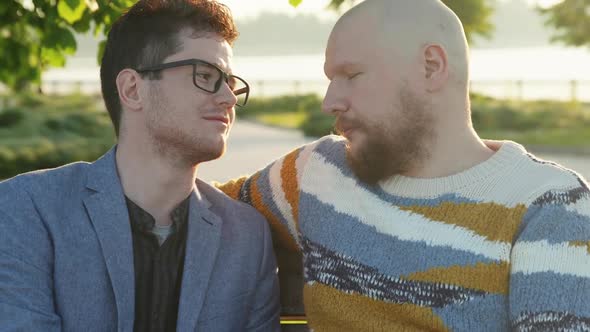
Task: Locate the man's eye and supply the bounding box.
[196,73,211,80]
[347,72,361,80]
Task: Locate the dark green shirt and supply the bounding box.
[125,195,190,332]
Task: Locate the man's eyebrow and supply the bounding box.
[341,62,362,70]
[200,60,231,74]
[326,61,361,77]
[216,63,231,74]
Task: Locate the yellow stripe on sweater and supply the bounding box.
[403,261,510,295]
[569,241,590,254]
[214,177,247,200]
[281,148,301,225]
[400,202,526,243]
[250,173,300,251]
[303,282,450,332]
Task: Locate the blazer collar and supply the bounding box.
[83,146,135,331]
[176,182,223,331]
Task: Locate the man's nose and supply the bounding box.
[215,80,238,108]
[322,81,348,115]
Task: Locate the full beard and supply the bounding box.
[340,89,433,185]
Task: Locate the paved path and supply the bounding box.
[199,121,590,183]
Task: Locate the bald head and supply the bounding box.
[332,0,470,89]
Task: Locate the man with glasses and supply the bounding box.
[0,0,279,331]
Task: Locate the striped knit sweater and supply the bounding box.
[218,135,590,331]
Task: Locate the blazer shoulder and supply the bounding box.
[0,162,91,206]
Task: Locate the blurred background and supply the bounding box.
[0,0,588,183]
[1,1,588,330]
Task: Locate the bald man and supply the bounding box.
[218,0,590,330]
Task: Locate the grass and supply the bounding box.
[1,91,588,180]
[248,95,590,151]
[0,93,115,179]
[254,112,590,149]
[479,129,590,148]
[253,112,308,129]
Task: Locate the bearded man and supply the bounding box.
[218,0,590,330]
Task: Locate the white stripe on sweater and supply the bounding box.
[565,195,590,219]
[301,152,512,262]
[512,240,590,278]
[296,142,317,186]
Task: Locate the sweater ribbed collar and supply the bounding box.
[378,140,528,198]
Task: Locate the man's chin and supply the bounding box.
[343,131,364,154]
[344,137,403,185]
[198,145,225,163]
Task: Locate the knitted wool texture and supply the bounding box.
[218,135,590,332]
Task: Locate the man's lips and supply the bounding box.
[335,120,359,138]
[339,127,355,137]
[202,115,229,125]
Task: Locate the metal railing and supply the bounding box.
[4,79,587,103]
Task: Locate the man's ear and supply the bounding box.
[422,44,449,92]
[116,69,144,112]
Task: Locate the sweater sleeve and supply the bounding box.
[216,145,310,252]
[510,176,590,331]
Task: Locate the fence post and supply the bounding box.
[257,80,264,98]
[74,81,82,94]
[516,80,523,101]
[570,80,578,103]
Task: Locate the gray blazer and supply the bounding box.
[0,147,280,332]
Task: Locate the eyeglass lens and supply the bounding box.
[194,62,248,106]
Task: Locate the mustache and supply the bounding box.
[334,117,362,136]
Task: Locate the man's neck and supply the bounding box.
[115,142,197,226]
[402,125,495,179]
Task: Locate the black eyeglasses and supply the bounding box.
[135,59,250,107]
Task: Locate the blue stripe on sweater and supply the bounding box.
[433,294,508,332]
[510,272,590,318]
[517,204,590,243]
[298,192,498,277]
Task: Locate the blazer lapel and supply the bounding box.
[83,147,135,332]
[176,188,222,331]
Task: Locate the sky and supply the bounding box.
[219,0,565,20]
[218,0,349,20]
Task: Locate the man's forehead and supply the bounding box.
[167,35,233,72]
[324,46,366,77]
[326,25,373,64]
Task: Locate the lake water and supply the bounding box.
[43,47,590,101]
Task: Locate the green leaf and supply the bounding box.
[97,39,106,66]
[43,26,76,54]
[57,0,86,24]
[41,47,66,67]
[58,28,77,54]
[289,0,303,7]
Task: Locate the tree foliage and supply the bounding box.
[539,0,590,47]
[1,0,586,92]
[291,0,495,43]
[0,0,134,91]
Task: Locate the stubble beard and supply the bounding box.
[145,86,226,168]
[342,88,433,185]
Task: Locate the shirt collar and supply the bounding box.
[125,194,191,233]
